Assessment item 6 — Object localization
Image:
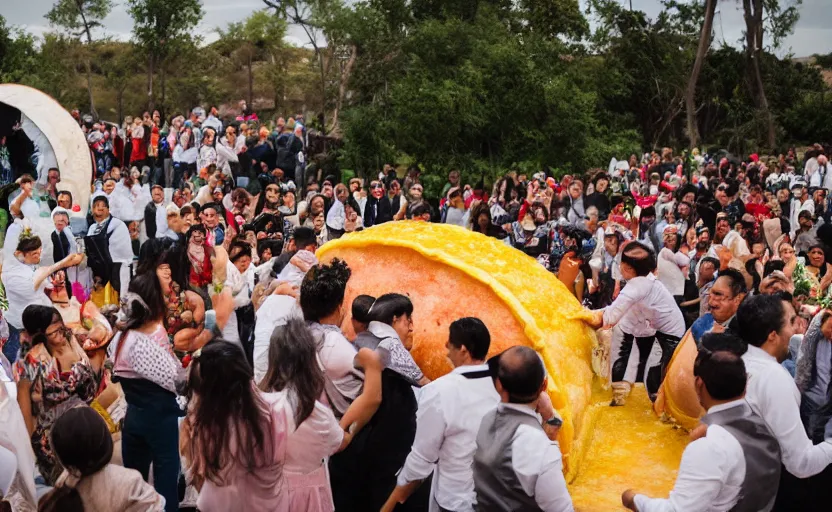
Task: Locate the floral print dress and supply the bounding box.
[14,340,97,484]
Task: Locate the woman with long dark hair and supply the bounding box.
[38,406,163,511]
[15,305,96,485]
[110,273,185,512]
[260,319,346,510]
[182,341,288,511]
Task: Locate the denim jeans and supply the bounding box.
[122,403,181,512]
[3,324,21,363]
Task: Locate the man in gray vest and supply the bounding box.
[622,332,781,512]
[472,346,574,512]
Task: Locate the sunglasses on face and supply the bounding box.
[717,186,728,192]
[370,183,383,190]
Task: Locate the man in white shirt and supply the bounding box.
[86,195,133,297]
[809,154,832,190]
[589,241,685,401]
[472,346,573,512]
[624,347,752,512]
[736,294,832,509]
[789,180,815,239]
[144,185,168,239]
[383,317,500,512]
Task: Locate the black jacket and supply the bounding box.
[364,196,393,227]
[144,202,159,239]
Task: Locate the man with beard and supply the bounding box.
[364,180,393,227]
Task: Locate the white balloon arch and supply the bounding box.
[0,83,92,216]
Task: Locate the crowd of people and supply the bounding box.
[0,101,831,511]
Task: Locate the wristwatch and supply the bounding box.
[545,415,563,427]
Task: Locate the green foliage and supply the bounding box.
[46,0,112,41]
[127,0,203,59]
[337,1,639,182]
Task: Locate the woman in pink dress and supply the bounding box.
[260,318,349,511]
[181,340,290,512]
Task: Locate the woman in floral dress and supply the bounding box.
[14,305,97,485]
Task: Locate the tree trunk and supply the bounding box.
[743,0,775,148]
[147,53,155,112]
[84,58,97,120]
[117,89,124,126]
[161,64,167,119]
[317,49,327,132]
[248,53,254,108]
[685,0,716,149]
[330,45,357,137]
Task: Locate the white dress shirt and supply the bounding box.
[790,199,815,238]
[634,401,745,512]
[603,273,685,337]
[743,344,832,477]
[252,295,302,384]
[500,403,574,512]
[397,364,500,512]
[809,163,832,190]
[326,199,346,230]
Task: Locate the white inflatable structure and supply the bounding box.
[0,84,91,216]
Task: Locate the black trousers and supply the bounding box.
[774,464,832,511]
[611,330,681,396]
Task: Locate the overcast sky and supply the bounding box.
[3,0,830,57]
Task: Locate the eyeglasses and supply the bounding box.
[717,185,729,192]
[370,183,383,190]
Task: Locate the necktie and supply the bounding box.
[94,222,106,235]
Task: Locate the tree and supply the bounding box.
[741,0,801,149]
[263,0,349,132]
[127,0,204,112]
[0,16,40,84]
[216,10,288,110]
[684,0,717,148]
[46,0,112,119]
[100,42,142,122]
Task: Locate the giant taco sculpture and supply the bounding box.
[317,221,688,510]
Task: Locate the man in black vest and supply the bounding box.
[622,332,781,512]
[472,346,572,511]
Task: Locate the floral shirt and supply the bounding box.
[13,340,97,484]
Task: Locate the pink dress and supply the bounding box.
[283,391,344,512]
[195,391,290,512]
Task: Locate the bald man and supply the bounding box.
[472,346,574,512]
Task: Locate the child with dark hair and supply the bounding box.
[38,406,163,511]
